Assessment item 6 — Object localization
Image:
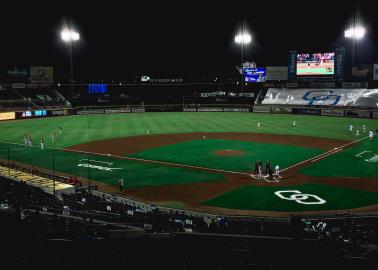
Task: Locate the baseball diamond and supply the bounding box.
[0,112,377,217]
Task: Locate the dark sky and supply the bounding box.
[1,1,377,80]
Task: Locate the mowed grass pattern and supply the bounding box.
[300,138,378,177]
[129,139,324,172]
[1,113,378,150]
[0,142,224,188]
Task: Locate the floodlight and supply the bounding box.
[61,29,80,42]
[344,26,366,40]
[234,33,251,45]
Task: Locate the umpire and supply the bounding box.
[254,161,259,175]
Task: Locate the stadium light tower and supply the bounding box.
[234,29,251,92]
[344,25,365,67]
[61,27,80,84]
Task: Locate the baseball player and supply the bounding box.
[28,136,32,147]
[356,129,360,137]
[51,131,55,144]
[40,137,44,150]
[362,124,366,132]
[368,131,374,140]
[275,164,280,178]
[146,124,150,135]
[292,120,296,127]
[59,126,63,135]
[258,163,263,178]
[348,124,353,133]
[257,122,261,129]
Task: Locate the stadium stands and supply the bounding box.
[262,88,378,108]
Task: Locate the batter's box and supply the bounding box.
[250,174,280,182]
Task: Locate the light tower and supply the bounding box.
[234,27,251,92]
[60,27,80,85]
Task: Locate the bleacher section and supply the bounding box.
[0,165,74,196]
[16,88,67,107]
[262,88,378,108]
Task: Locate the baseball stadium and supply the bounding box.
[1,2,378,269]
[1,111,377,216]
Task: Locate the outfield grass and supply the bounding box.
[0,142,224,188]
[301,137,378,177]
[129,139,324,172]
[203,183,378,211]
[1,113,377,150]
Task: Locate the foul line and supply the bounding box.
[0,140,251,177]
[0,135,369,178]
[280,135,369,173]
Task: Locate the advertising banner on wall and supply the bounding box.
[30,66,54,83]
[253,106,271,113]
[344,110,371,118]
[0,112,16,121]
[321,109,344,117]
[266,66,288,81]
[271,107,293,114]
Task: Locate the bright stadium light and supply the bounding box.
[234,32,252,45]
[61,28,80,42]
[344,26,366,39]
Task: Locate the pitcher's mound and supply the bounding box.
[213,150,246,156]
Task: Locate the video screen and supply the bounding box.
[88,83,107,94]
[296,52,335,76]
[244,68,266,82]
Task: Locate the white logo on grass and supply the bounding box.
[274,190,326,205]
[355,151,378,163]
[77,163,122,172]
[365,155,378,163]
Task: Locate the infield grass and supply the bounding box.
[203,183,378,211]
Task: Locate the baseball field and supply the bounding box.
[0,112,377,216]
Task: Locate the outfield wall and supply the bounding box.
[1,103,378,122]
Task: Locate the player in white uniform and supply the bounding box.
[257,122,261,129]
[59,127,62,135]
[275,164,280,178]
[292,120,296,127]
[356,129,359,137]
[40,138,44,150]
[51,131,55,144]
[368,131,374,140]
[28,136,32,147]
[362,124,366,132]
[348,124,353,133]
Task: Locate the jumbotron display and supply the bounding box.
[296,52,335,76]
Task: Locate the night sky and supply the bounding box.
[1,1,377,81]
